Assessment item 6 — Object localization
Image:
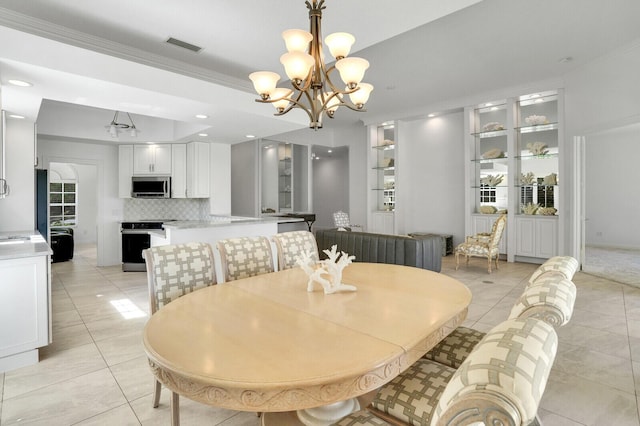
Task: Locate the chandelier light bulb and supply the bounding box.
[325,32,355,59]
[280,52,314,82]
[348,83,374,108]
[249,71,281,99]
[335,57,369,88]
[109,124,118,137]
[270,88,293,112]
[282,29,313,53]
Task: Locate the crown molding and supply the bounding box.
[0,7,252,92]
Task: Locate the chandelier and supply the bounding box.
[249,0,373,130]
[108,111,138,137]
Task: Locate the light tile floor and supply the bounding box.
[1,247,639,425]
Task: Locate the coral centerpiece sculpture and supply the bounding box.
[296,245,357,294]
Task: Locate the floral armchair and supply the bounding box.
[455,214,507,273]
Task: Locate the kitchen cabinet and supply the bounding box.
[133,144,172,175]
[371,211,395,235]
[0,247,51,372]
[171,144,187,198]
[118,145,133,198]
[186,142,210,198]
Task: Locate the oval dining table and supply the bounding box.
[143,262,472,426]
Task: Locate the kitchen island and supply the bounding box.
[151,216,305,282]
[0,231,52,372]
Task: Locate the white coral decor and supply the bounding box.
[295,245,357,294]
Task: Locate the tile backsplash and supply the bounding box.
[124,198,209,221]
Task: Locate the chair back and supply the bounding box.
[433,317,558,426]
[143,242,216,314]
[489,214,507,248]
[333,211,351,228]
[272,231,319,270]
[217,236,274,282]
[510,276,577,327]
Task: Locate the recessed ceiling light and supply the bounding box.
[485,103,493,107]
[428,113,436,118]
[327,149,332,153]
[8,114,25,119]
[8,79,33,87]
[246,134,256,138]
[490,107,499,111]
[198,133,208,137]
[195,114,208,119]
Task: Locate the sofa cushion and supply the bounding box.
[315,229,441,272]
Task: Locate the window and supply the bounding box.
[50,181,77,226]
[480,183,496,203]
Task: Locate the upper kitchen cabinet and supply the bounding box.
[118,145,133,198]
[133,144,171,175]
[186,142,210,198]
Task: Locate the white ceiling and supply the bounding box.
[0,0,639,144]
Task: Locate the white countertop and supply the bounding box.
[163,216,302,230]
[0,231,53,260]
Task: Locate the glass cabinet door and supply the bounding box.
[372,123,395,211]
[471,101,508,215]
[515,91,559,216]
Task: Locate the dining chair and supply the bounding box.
[424,272,576,369]
[272,230,320,270]
[454,213,507,273]
[143,242,217,425]
[216,236,274,282]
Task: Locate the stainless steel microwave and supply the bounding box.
[131,176,171,198]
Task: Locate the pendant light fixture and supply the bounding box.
[108,111,138,137]
[249,0,373,130]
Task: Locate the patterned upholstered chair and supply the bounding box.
[337,317,557,426]
[272,230,320,270]
[143,242,217,424]
[216,236,274,282]
[455,214,506,273]
[529,255,579,284]
[424,274,575,369]
[333,210,353,231]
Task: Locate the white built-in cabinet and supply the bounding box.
[0,254,50,372]
[465,89,563,263]
[133,144,172,175]
[367,122,397,234]
[171,144,187,198]
[119,143,210,199]
[118,144,133,198]
[186,142,210,198]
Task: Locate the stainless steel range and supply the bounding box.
[120,221,165,272]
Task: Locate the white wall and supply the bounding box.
[209,143,231,216]
[398,113,466,244]
[312,150,349,229]
[585,123,640,249]
[0,119,35,232]
[563,40,640,257]
[38,137,122,266]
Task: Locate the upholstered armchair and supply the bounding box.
[272,230,320,270]
[333,210,352,231]
[143,242,217,424]
[455,213,506,273]
[216,236,274,282]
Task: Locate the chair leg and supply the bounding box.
[171,391,180,426]
[487,256,492,273]
[455,252,460,270]
[153,379,161,408]
[495,255,500,271]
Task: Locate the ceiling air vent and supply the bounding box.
[166,37,202,53]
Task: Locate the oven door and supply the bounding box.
[122,231,150,272]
